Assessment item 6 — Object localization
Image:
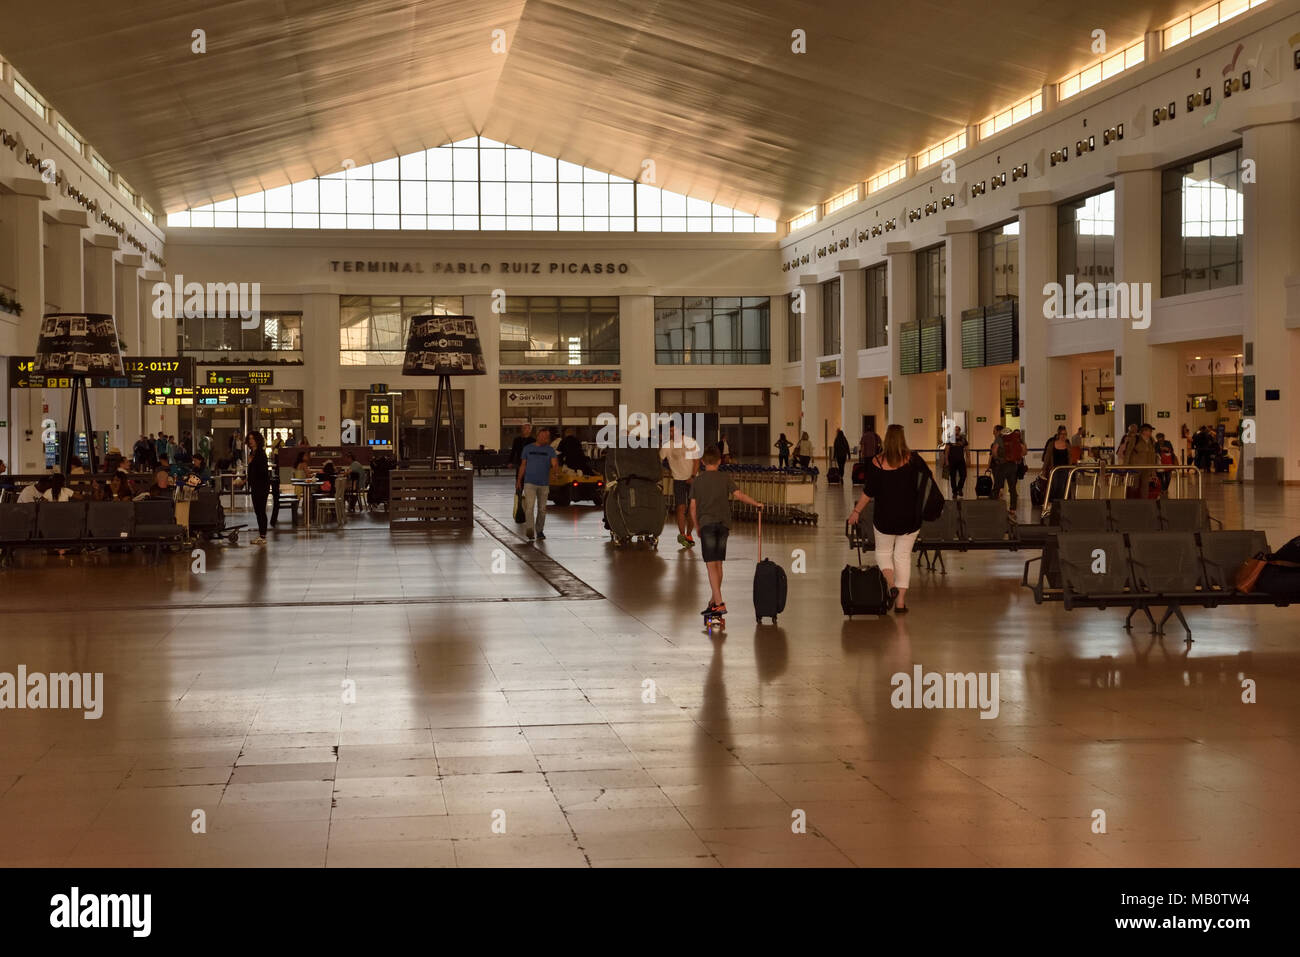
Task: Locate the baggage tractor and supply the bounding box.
[851,462,868,485]
[826,467,843,485]
[841,519,893,616]
[753,510,787,624]
[604,447,664,484]
[604,476,665,547]
[975,472,994,498]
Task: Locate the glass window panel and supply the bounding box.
[237,211,265,228]
[453,148,478,180]
[663,216,686,231]
[452,215,477,229]
[401,214,427,229]
[238,191,265,212]
[347,180,373,214]
[373,214,399,229]
[687,218,710,232]
[428,215,453,229]
[559,216,584,231]
[320,179,346,214]
[637,218,662,232]
[373,180,399,215]
[557,160,585,181]
[264,184,293,212]
[532,184,557,215]
[320,213,346,228]
[558,183,583,215]
[292,212,318,228]
[400,180,426,214]
[427,181,454,215]
[686,196,711,217]
[399,150,425,179]
[452,181,479,214]
[479,148,505,181]
[506,215,531,230]
[609,183,634,216]
[167,211,192,227]
[427,147,453,179]
[506,182,532,216]
[583,184,609,215]
[292,179,319,212]
[372,157,399,179]
[610,217,634,231]
[479,136,506,149]
[636,184,661,215]
[481,181,506,215]
[505,149,531,180]
[481,215,506,229]
[583,216,610,231]
[583,167,609,183]
[661,191,687,216]
[214,210,237,227]
[531,153,557,181]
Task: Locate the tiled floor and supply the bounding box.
[0,475,1297,867]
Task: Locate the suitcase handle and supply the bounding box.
[757,507,763,563]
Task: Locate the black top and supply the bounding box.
[248,448,270,490]
[1044,440,1070,466]
[864,452,932,535]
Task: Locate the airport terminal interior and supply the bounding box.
[0,0,1298,869]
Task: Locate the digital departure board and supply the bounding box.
[367,394,394,449]
[11,355,194,393]
[206,370,273,386]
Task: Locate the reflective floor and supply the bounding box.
[1,476,1297,867]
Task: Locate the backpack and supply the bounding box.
[1002,433,1024,460]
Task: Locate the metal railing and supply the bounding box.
[1039,464,1203,523]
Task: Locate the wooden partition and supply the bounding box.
[388,468,473,524]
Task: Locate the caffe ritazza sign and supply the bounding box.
[328,259,630,275]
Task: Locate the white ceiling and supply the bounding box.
[3,0,1192,219]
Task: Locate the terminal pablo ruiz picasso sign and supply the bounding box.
[328,259,630,275]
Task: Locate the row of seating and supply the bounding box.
[1020,529,1288,639]
[849,500,1056,571]
[1054,498,1216,534]
[0,500,185,563]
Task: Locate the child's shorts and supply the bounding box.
[698,522,729,562]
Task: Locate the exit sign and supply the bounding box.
[913,418,923,424]
[1157,410,1171,418]
[976,416,988,423]
[1053,414,1066,421]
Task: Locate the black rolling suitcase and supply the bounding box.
[753,510,787,624]
[975,471,994,498]
[1029,475,1047,509]
[826,467,843,485]
[841,520,893,616]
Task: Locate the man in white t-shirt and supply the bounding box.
[660,420,701,548]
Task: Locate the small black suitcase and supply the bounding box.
[826,467,843,485]
[753,510,787,623]
[841,565,892,616]
[1029,475,1047,509]
[841,520,893,616]
[976,473,994,498]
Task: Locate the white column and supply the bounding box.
[116,254,145,444]
[884,242,919,429]
[616,294,655,421]
[839,259,864,439]
[1,179,48,470]
[1109,164,1162,430]
[944,223,977,433]
[303,293,340,443]
[463,293,502,449]
[1238,111,1300,482]
[797,274,821,456]
[1016,193,1057,449]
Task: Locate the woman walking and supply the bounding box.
[245,432,270,545]
[832,429,851,478]
[847,424,935,613]
[774,433,792,468]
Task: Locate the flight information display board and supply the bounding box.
[10,355,194,393]
[367,394,394,449]
[206,370,273,386]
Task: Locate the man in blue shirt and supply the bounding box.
[515,427,559,542]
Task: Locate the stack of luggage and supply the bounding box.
[603,448,666,547]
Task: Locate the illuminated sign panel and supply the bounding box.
[206,370,273,386]
[367,394,394,449]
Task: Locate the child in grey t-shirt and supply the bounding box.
[689,446,763,617]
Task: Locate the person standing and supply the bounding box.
[246,432,270,545]
[846,424,935,613]
[943,426,969,498]
[832,429,851,478]
[661,420,700,548]
[1069,425,1086,464]
[860,426,881,463]
[516,426,559,542]
[509,423,534,468]
[1129,423,1160,497]
[998,428,1025,511]
[988,425,1005,500]
[1154,431,1177,493]
[774,433,792,468]
[795,431,813,468]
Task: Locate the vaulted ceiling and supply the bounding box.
[3,0,1192,220]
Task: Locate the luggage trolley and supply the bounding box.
[725,466,818,525]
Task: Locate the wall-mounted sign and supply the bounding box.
[499,368,620,384]
[10,355,193,392]
[1157,410,1171,418]
[819,359,839,378]
[975,416,987,423]
[1053,414,1067,421]
[207,369,273,386]
[1265,389,1280,400]
[913,418,924,424]
[328,259,630,276]
[505,390,556,407]
[194,385,256,406]
[367,394,394,449]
